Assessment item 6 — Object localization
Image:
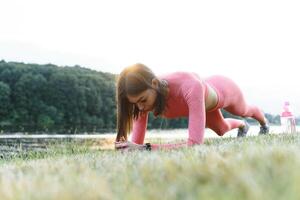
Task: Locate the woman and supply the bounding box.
[115,63,269,151]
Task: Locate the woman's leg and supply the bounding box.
[205,75,267,126]
[206,109,245,136]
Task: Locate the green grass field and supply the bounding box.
[1,134,300,200]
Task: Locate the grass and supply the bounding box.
[1,134,300,200]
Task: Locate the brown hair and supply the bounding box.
[116,63,168,141]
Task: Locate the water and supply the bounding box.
[0,125,299,142]
[144,125,300,140]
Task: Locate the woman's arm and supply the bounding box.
[184,81,206,145]
[131,112,148,144]
[115,113,148,151]
[150,141,188,150]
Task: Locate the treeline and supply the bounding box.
[0,60,116,134]
[0,60,296,134]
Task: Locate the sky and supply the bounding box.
[0,0,300,116]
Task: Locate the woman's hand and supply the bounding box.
[115,141,145,151]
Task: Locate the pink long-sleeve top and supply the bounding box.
[131,72,209,150]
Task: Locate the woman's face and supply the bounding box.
[127,88,157,113]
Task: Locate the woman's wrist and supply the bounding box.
[144,143,152,151]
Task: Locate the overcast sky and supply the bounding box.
[0,0,299,115]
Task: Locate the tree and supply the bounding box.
[0,81,11,118]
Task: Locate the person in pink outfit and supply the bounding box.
[115,63,269,151]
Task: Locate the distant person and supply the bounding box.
[115,63,269,151]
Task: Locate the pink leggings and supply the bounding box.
[204,75,266,136]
